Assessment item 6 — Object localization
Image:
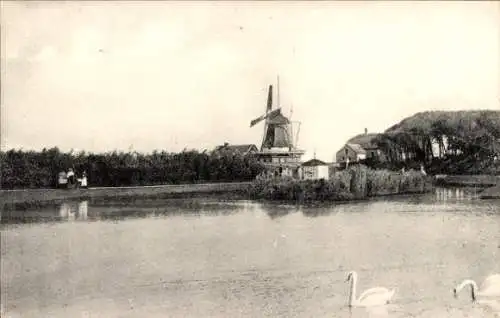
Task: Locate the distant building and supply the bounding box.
[301,158,329,180]
[213,143,258,156]
[336,129,385,163]
[336,143,367,163]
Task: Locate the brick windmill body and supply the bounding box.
[250,80,305,177]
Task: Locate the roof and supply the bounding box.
[347,133,380,150]
[302,158,328,166]
[346,143,367,155]
[214,144,258,154]
[267,110,290,125]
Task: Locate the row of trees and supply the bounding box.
[371,111,500,175]
[0,148,266,189]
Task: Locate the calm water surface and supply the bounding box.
[1,188,499,317]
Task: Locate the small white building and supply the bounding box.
[301,158,329,180]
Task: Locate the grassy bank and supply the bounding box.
[0,182,253,205]
[249,165,433,202]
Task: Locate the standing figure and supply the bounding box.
[81,171,88,188]
[67,168,76,188]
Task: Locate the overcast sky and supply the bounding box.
[1,1,499,161]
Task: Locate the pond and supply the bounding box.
[1,187,499,317]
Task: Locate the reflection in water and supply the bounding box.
[2,198,247,225]
[435,187,478,202]
[259,203,298,219]
[0,187,495,226]
[89,200,242,221]
[78,200,88,220]
[58,201,88,221]
[58,202,70,218]
[1,189,499,318]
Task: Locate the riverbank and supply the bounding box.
[0,182,253,205]
[479,184,500,199]
[434,174,499,187]
[249,165,433,203]
[9,171,496,205]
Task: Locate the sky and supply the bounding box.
[1,1,499,161]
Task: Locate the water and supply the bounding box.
[1,187,499,317]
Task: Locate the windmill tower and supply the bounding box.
[250,80,305,177]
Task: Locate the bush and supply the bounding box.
[249,165,432,202]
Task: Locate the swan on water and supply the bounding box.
[453,274,500,301]
[345,271,396,307]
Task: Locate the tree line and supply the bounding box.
[0,148,266,189]
[371,110,500,175]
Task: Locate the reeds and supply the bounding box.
[249,165,433,202]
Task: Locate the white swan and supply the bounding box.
[454,274,500,301]
[345,271,396,308]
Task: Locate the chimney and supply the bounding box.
[364,128,368,135]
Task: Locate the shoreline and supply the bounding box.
[433,174,499,187]
[479,184,500,199]
[432,175,500,199]
[2,173,499,205]
[0,182,253,205]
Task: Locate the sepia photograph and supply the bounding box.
[1,1,499,317]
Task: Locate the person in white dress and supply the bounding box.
[81,171,88,188]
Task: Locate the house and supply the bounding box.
[336,129,385,163]
[336,143,367,163]
[213,143,258,156]
[300,158,329,180]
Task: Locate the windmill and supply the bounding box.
[250,81,301,152]
[249,79,305,176]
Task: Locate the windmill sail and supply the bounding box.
[249,85,277,127]
[250,108,281,127]
[250,114,266,127]
[266,84,273,112]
